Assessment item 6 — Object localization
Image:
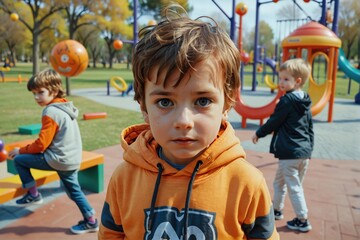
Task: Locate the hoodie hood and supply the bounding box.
[47,98,79,120]
[286,91,312,115]
[120,121,246,177]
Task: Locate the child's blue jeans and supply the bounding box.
[272,159,309,219]
[14,153,95,219]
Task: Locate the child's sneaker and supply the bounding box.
[274,209,284,220]
[287,217,312,232]
[70,219,99,234]
[16,192,43,205]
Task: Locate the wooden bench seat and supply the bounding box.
[1,139,104,204]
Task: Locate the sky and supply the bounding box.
[187,0,326,39]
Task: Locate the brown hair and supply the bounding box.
[132,4,240,111]
[279,58,311,86]
[27,68,65,98]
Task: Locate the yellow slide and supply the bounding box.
[264,75,278,92]
[307,76,332,116]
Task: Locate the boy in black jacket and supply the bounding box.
[252,58,314,232]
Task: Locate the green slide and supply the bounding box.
[338,48,360,84]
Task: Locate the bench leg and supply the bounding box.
[78,164,104,193]
[7,159,17,174]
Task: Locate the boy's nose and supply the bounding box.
[173,107,194,129]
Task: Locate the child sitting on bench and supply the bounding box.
[8,68,98,234]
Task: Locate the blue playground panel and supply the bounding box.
[18,124,42,135]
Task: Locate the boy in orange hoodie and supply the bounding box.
[99,4,279,240]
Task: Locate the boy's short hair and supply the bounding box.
[279,58,311,86]
[132,4,240,111]
[27,68,65,98]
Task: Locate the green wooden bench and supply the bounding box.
[0,139,104,204]
[18,123,42,135]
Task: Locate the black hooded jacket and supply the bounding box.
[256,91,314,160]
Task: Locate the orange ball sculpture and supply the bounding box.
[113,40,123,50]
[10,13,19,21]
[236,3,248,16]
[240,51,250,65]
[0,150,7,162]
[50,40,88,77]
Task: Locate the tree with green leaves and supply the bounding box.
[0,9,30,66]
[76,24,102,68]
[246,20,274,58]
[0,0,65,74]
[63,0,98,40]
[96,0,133,69]
[139,0,191,20]
[338,0,359,63]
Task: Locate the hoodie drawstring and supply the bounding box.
[148,163,164,231]
[183,160,203,239]
[148,160,203,239]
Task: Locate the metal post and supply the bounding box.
[133,0,138,44]
[252,0,261,91]
[332,0,339,35]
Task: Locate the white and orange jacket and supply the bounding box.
[19,98,82,171]
[99,122,279,239]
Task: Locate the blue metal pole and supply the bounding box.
[133,0,138,44]
[320,0,327,26]
[211,0,236,42]
[252,0,260,91]
[332,0,339,35]
[230,0,235,41]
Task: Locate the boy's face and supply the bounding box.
[31,88,57,107]
[142,60,227,166]
[278,70,301,92]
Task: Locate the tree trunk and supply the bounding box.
[32,33,40,74]
[108,54,113,69]
[93,57,97,68]
[66,77,71,96]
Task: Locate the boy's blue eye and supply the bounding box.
[157,98,173,108]
[196,97,211,107]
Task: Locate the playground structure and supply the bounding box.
[106,76,133,96]
[110,76,127,92]
[264,75,277,93]
[231,0,358,128]
[250,0,340,92]
[282,21,341,122]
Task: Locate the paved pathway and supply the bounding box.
[0,87,359,239]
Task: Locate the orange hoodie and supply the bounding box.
[99,122,279,239]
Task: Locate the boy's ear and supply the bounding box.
[222,109,229,121]
[52,90,59,97]
[139,100,149,123]
[142,111,149,123]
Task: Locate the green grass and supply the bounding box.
[0,81,143,151]
[0,62,359,151]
